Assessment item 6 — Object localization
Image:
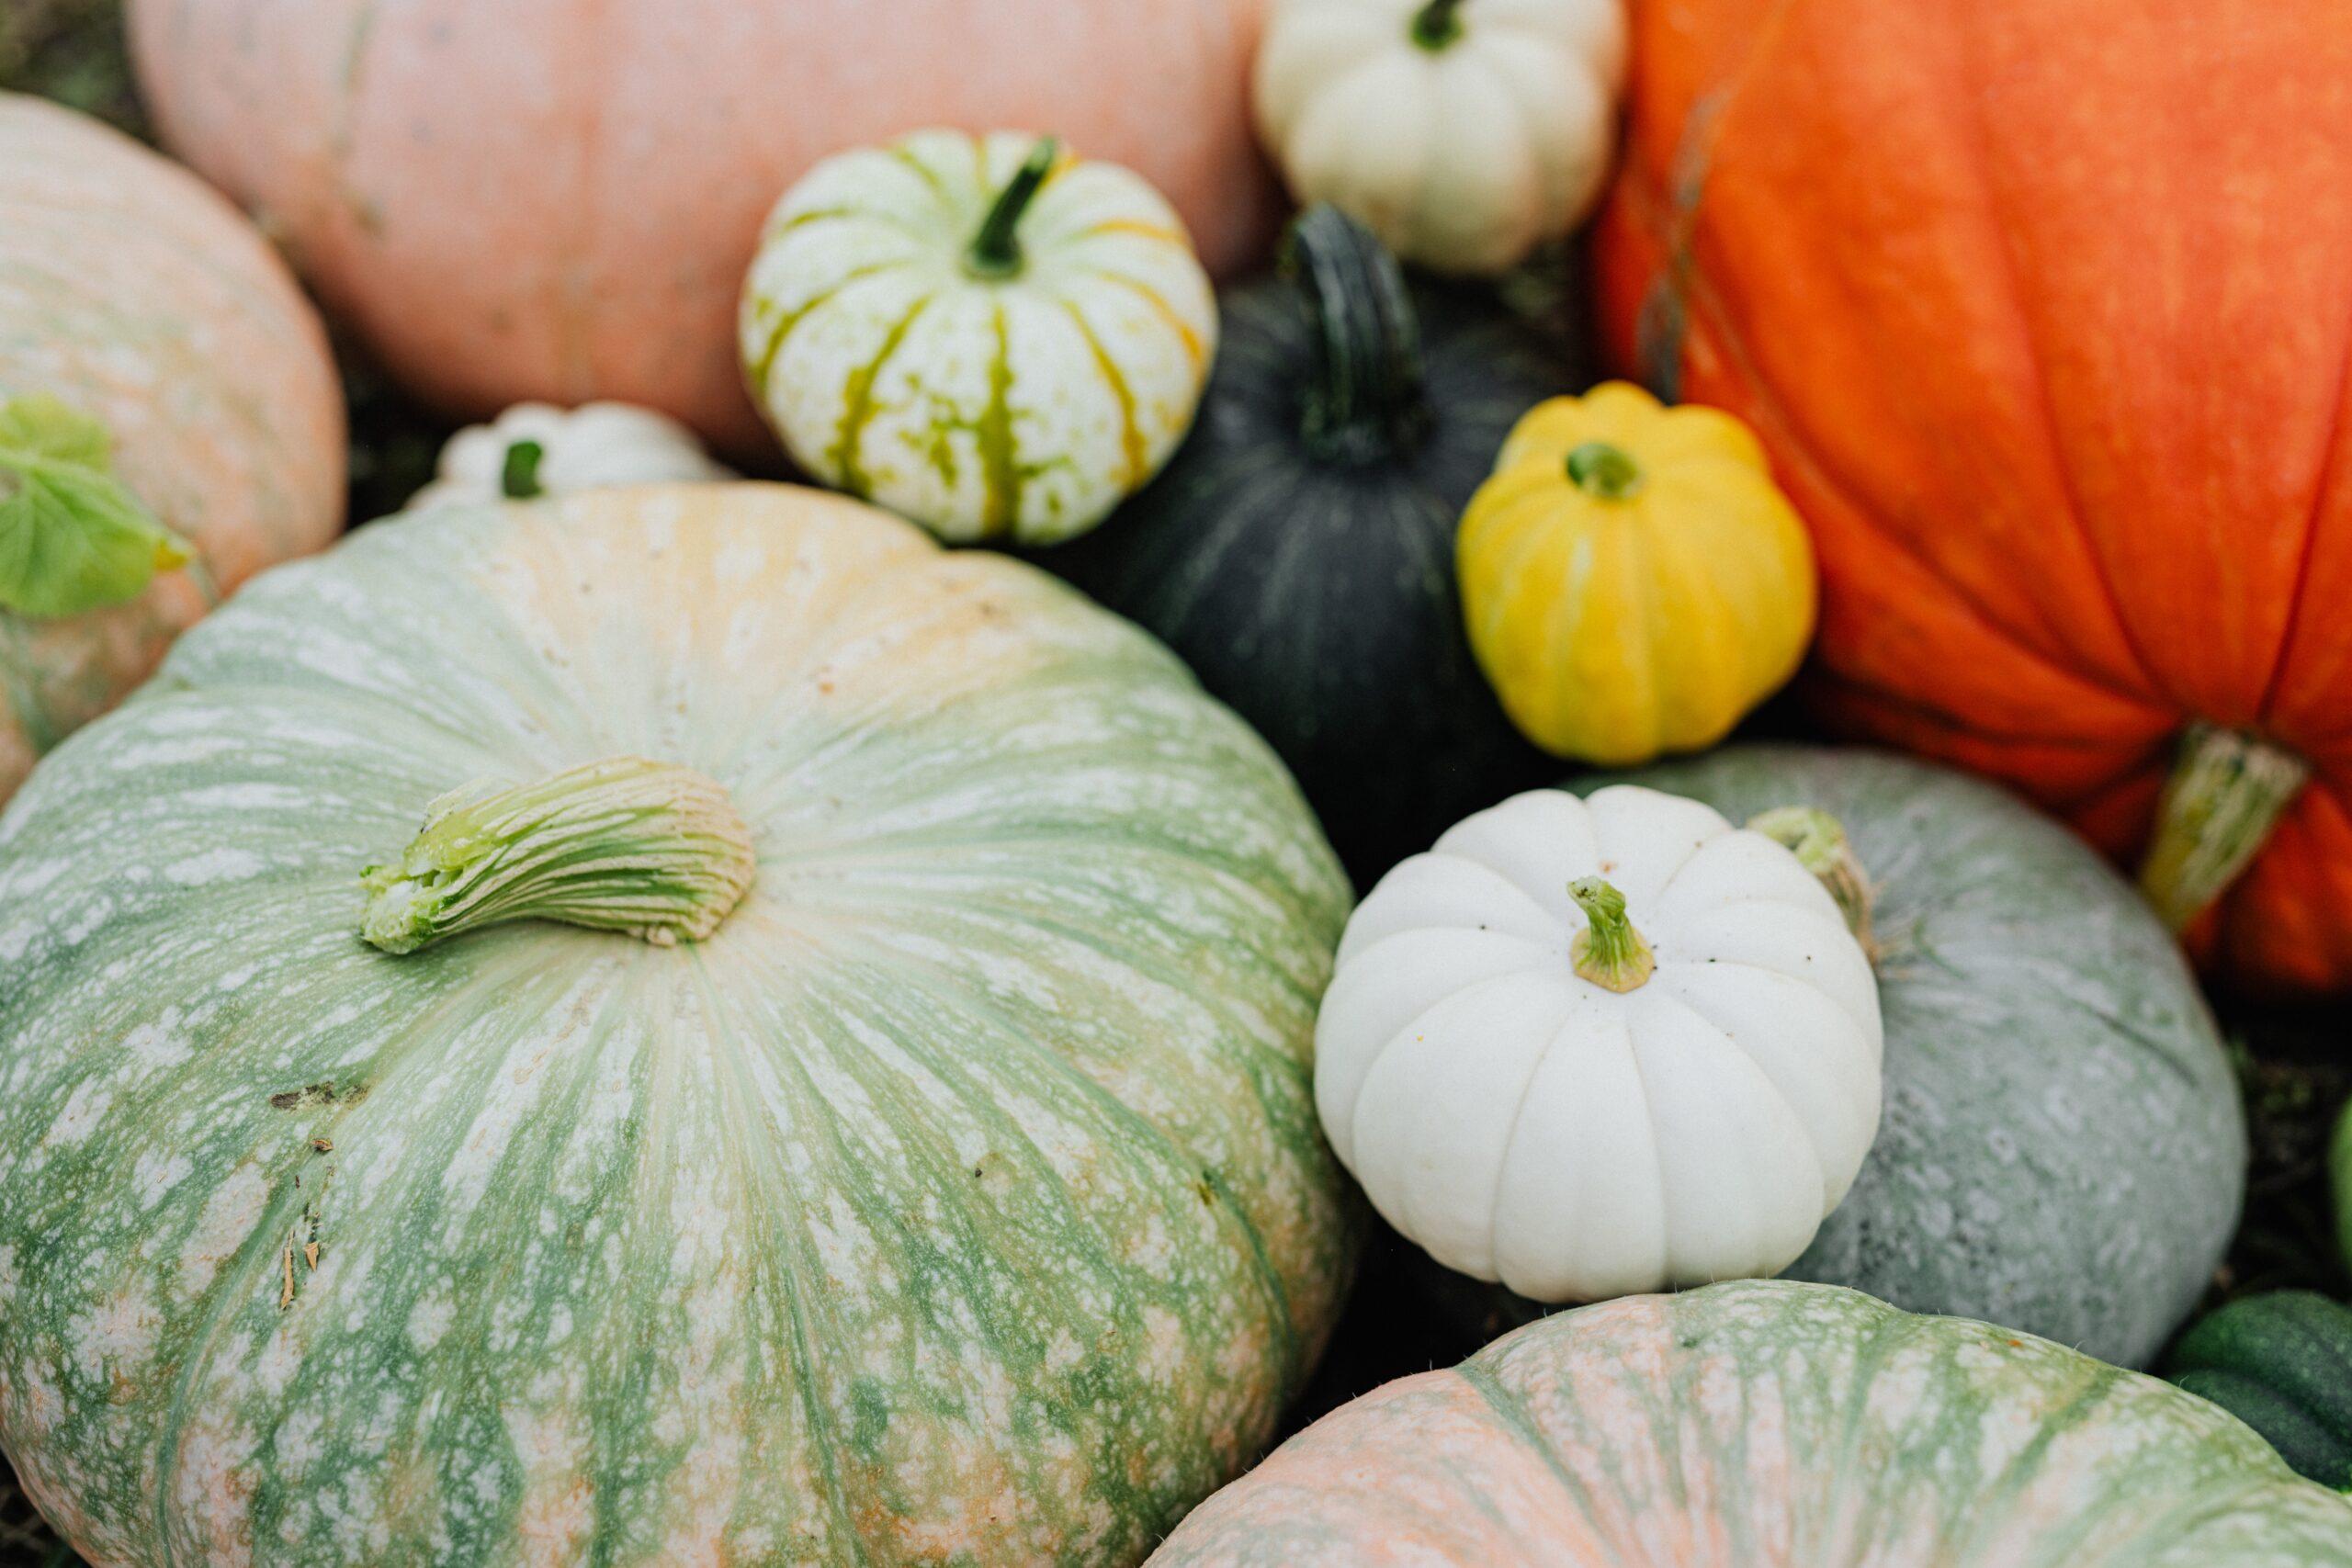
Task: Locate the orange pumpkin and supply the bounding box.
[0,94,345,802]
[127,0,1278,452]
[1597,0,2352,993]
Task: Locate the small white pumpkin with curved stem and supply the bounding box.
[1254,0,1630,276]
[741,129,1217,546]
[406,402,731,511]
[1315,784,1883,1302]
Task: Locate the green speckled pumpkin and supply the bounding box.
[1148,1280,2352,1565]
[0,483,1357,1566]
[1430,745,2245,1369]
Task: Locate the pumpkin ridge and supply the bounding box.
[1941,6,2168,706]
[825,291,939,499]
[2256,320,2352,725]
[140,941,548,1558]
[744,260,915,401]
[1452,1358,1616,1533]
[1061,298,1149,489]
[1091,269,1210,372]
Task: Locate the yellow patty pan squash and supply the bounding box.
[1458,382,1815,764]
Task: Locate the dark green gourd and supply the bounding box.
[2166,1292,2352,1490]
[1045,206,1574,886]
[1423,745,2248,1371]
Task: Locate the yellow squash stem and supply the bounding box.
[2137,724,2309,933]
[1568,876,1655,992]
[361,757,756,954]
[1748,806,1876,958]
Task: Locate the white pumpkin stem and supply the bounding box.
[360,757,756,955]
[1284,205,1431,465]
[1409,0,1466,51]
[1748,807,1876,956]
[966,136,1062,280]
[2137,723,2308,933]
[1567,876,1655,993]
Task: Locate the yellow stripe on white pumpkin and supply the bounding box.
[741,129,1217,546]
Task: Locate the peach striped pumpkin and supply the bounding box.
[0,93,345,803]
[1150,1280,2352,1565]
[127,0,1277,451]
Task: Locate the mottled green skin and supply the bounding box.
[2166,1292,2352,1490]
[1439,746,2245,1369]
[1149,1280,2352,1565]
[0,485,1359,1565]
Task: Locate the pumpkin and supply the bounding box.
[407,402,731,511]
[1595,0,2352,993]
[1428,746,2245,1370]
[1254,0,1628,276]
[126,0,1278,452]
[0,483,1358,1566]
[741,130,1216,547]
[1148,1280,2352,1566]
[0,92,344,806]
[1317,784,1881,1302]
[1046,206,1566,886]
[1457,381,1815,763]
[2165,1292,2352,1491]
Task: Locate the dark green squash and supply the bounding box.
[2166,1292,2352,1489]
[1421,745,2248,1370]
[1044,206,1572,885]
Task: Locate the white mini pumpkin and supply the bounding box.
[1254,0,1630,276]
[1315,785,1883,1303]
[406,401,731,510]
[741,129,1217,547]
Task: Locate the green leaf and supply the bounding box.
[0,392,193,620]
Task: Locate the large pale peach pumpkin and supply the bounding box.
[1595,0,2352,993]
[128,0,1280,451]
[0,93,345,803]
[1150,1281,2352,1565]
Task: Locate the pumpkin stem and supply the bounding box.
[360,757,756,955]
[966,136,1062,280]
[1747,807,1875,957]
[1284,205,1432,466]
[2137,724,2308,934]
[1409,0,1466,51]
[1567,876,1655,993]
[1566,441,1645,501]
[500,438,546,501]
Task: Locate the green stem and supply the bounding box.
[360,757,756,955]
[1566,441,1645,501]
[1409,0,1466,51]
[1567,876,1654,993]
[966,136,1062,280]
[501,438,546,501]
[1284,204,1432,465]
[1748,807,1875,958]
[2137,724,2308,933]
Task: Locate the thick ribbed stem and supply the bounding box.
[965,136,1061,280]
[1568,876,1654,993]
[1409,0,1466,51]
[2137,724,2308,933]
[1285,204,1432,466]
[1566,441,1645,501]
[360,757,756,955]
[1748,806,1875,957]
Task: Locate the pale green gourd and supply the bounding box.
[0,483,1356,1567]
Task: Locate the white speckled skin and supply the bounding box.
[0,484,1356,1566]
[741,130,1217,546]
[1148,1280,2352,1566]
[1318,786,1882,1303]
